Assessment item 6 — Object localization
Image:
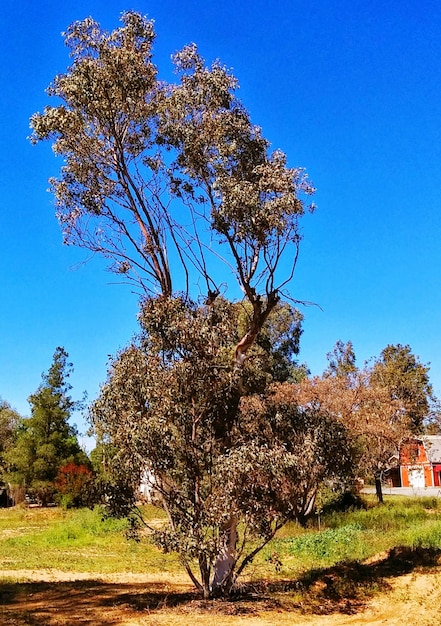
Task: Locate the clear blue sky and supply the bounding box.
[2,0,441,446]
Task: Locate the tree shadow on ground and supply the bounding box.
[0,546,440,624]
[256,545,441,615]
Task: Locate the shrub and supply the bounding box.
[321,490,368,515]
[55,463,95,508]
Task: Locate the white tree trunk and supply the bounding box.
[211,519,237,593]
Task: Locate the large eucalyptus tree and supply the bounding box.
[31,12,321,597]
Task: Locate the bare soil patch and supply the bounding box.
[1,547,441,625]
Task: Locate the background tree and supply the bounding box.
[6,347,89,505]
[89,440,118,482]
[324,339,357,378]
[0,400,21,476]
[294,354,412,503]
[235,301,308,391]
[371,344,435,434]
[32,12,315,595]
[0,400,21,504]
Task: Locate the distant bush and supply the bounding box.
[55,463,96,508]
[321,490,368,515]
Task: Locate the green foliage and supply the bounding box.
[2,497,441,585]
[5,348,89,503]
[0,506,179,574]
[324,498,438,531]
[262,496,441,577]
[317,489,367,516]
[91,296,349,595]
[324,339,357,378]
[241,301,308,386]
[284,524,363,560]
[239,386,355,526]
[371,344,435,433]
[6,505,212,570]
[0,399,21,479]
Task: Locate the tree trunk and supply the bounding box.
[211,518,237,596]
[198,555,212,599]
[297,489,317,527]
[211,295,278,596]
[375,471,384,504]
[234,293,279,368]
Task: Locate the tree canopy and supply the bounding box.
[0,400,21,479]
[294,340,438,502]
[30,11,315,367]
[371,344,435,434]
[91,298,351,596]
[324,339,357,378]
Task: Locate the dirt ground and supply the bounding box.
[1,550,441,626]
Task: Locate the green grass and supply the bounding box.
[255,495,441,579]
[0,505,180,574]
[1,496,441,581]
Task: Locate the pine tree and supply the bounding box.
[7,348,89,505]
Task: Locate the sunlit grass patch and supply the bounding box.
[254,495,441,581]
[0,505,180,574]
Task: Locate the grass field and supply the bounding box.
[1,496,441,624]
[0,504,179,576]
